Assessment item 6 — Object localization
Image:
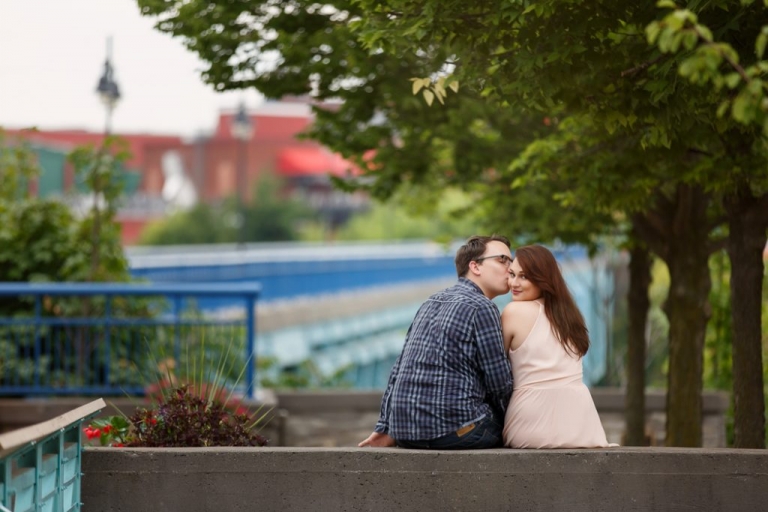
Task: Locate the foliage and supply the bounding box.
[0,130,154,392]
[643,250,768,447]
[705,251,733,392]
[350,0,768,447]
[329,189,481,242]
[257,356,352,389]
[764,260,768,446]
[134,0,613,252]
[139,176,313,245]
[67,137,133,282]
[0,131,132,289]
[128,385,267,447]
[0,134,82,293]
[141,316,248,392]
[646,252,738,389]
[85,325,271,447]
[0,199,82,286]
[647,1,768,448]
[134,0,768,445]
[648,2,768,137]
[84,416,132,447]
[636,258,670,390]
[139,202,232,245]
[85,385,268,447]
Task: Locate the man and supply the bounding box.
[359,235,514,449]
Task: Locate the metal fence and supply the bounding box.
[127,241,460,303]
[0,283,260,397]
[0,399,105,512]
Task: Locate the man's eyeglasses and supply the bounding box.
[475,254,513,266]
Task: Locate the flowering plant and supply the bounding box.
[83,415,131,447]
[84,334,270,448]
[83,385,268,448]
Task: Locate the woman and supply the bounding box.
[501,245,615,448]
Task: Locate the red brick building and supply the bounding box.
[6,99,361,244]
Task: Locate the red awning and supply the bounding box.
[277,147,356,177]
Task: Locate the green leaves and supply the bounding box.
[411,77,430,95]
[756,26,768,59]
[649,6,768,135]
[409,76,459,106]
[0,133,133,293]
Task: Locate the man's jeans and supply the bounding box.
[395,414,503,450]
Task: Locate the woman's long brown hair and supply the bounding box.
[513,245,589,357]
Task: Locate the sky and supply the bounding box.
[0,0,264,138]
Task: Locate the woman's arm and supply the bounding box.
[501,303,517,354]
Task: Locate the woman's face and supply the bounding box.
[508,259,542,301]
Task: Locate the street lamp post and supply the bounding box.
[231,102,253,246]
[88,36,122,280]
[95,37,121,136]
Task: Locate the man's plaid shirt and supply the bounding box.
[374,278,513,441]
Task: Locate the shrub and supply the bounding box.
[85,384,268,448]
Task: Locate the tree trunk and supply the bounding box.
[725,188,768,448]
[663,187,712,447]
[625,232,651,445]
[633,185,714,447]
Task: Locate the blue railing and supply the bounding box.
[0,283,260,397]
[0,399,105,512]
[127,241,459,303]
[126,241,590,308]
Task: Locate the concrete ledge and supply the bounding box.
[273,388,730,413]
[82,447,768,512]
[1,389,730,447]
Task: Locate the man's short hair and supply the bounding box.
[455,235,511,277]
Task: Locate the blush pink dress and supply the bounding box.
[502,300,615,448]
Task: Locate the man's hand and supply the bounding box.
[358,432,395,447]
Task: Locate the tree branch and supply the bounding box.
[693,26,750,83]
[620,55,667,78]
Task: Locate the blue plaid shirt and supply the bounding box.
[374,278,513,441]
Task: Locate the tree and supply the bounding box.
[139,177,313,245]
[0,131,132,288]
[350,0,767,447]
[131,0,768,446]
[135,0,633,441]
[648,1,768,448]
[0,130,142,388]
[67,137,133,282]
[625,233,652,446]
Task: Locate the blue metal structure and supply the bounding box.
[128,241,460,304]
[0,283,260,397]
[0,242,613,394]
[257,255,613,389]
[0,399,104,512]
[127,241,590,306]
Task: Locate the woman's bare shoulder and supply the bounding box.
[503,300,540,314]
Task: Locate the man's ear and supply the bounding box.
[468,261,482,276]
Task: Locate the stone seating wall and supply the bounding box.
[80,446,768,512]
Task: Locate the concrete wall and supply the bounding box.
[81,447,768,512]
[272,388,729,448]
[0,392,284,444]
[0,388,729,448]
